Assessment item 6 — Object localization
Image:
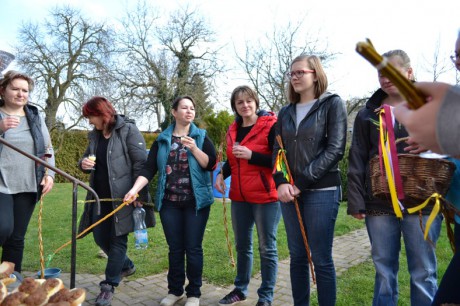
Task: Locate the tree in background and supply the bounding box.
[14,6,114,131]
[236,19,336,112]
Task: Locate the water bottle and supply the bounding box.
[133,207,148,250]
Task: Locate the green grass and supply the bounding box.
[23,184,360,285]
[21,183,453,304]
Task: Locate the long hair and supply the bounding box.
[286,54,328,103]
[82,96,116,133]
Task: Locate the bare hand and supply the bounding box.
[393,82,450,154]
[214,173,226,194]
[81,157,96,170]
[41,175,54,195]
[123,190,138,205]
[277,183,296,203]
[232,144,252,160]
[352,213,366,220]
[181,136,197,152]
[403,137,427,154]
[0,116,20,132]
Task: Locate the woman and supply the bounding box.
[124,95,216,306]
[347,50,442,306]
[0,70,55,275]
[215,85,280,306]
[273,54,347,306]
[78,96,154,306]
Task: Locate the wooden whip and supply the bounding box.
[356,38,425,109]
[217,139,235,267]
[276,135,316,284]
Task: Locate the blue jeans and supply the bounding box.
[231,200,281,303]
[92,203,134,287]
[365,213,442,306]
[281,189,339,306]
[160,201,210,298]
[432,221,460,305]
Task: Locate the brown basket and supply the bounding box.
[369,154,456,207]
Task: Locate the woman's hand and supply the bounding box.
[214,173,226,194]
[41,175,54,195]
[181,136,197,152]
[277,183,297,203]
[81,157,96,170]
[0,116,20,132]
[123,189,138,205]
[232,144,252,160]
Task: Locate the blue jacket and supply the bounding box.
[155,122,214,211]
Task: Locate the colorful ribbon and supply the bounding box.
[407,193,442,240]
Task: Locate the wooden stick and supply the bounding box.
[356,38,425,109]
[275,135,316,284]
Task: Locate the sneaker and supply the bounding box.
[160,293,185,306]
[185,297,200,306]
[255,302,271,306]
[95,284,114,306]
[121,266,136,278]
[218,289,246,305]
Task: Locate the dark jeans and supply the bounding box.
[0,192,37,273]
[92,203,133,287]
[160,201,210,298]
[432,222,460,305]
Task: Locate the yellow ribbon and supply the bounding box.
[407,193,442,240]
[379,109,403,218]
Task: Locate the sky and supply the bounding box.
[1,0,460,127]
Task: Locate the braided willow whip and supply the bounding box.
[276,135,316,284]
[356,38,425,109]
[217,140,235,267]
[38,147,53,279]
[38,195,45,278]
[50,197,133,257]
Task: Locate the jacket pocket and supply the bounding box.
[259,171,271,193]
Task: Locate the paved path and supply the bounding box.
[21,227,371,306]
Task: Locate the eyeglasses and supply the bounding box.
[286,69,315,79]
[450,53,460,63]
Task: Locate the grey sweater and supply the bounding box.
[0,111,55,194]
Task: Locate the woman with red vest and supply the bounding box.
[215,85,280,306]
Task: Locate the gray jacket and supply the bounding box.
[78,115,155,237]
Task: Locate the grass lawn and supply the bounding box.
[21,183,453,304]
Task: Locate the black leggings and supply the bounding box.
[0,192,37,272]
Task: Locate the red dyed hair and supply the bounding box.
[82,96,116,132]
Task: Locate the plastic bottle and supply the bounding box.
[133,207,148,250]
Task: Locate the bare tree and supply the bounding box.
[116,2,222,130]
[14,6,114,131]
[236,20,336,112]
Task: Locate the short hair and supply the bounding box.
[382,49,414,81]
[230,85,260,119]
[286,54,328,103]
[0,70,35,92]
[172,95,196,111]
[82,96,116,132]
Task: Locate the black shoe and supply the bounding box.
[121,266,136,278]
[255,302,272,306]
[218,289,246,305]
[95,283,114,306]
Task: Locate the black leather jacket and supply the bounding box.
[273,92,347,191]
